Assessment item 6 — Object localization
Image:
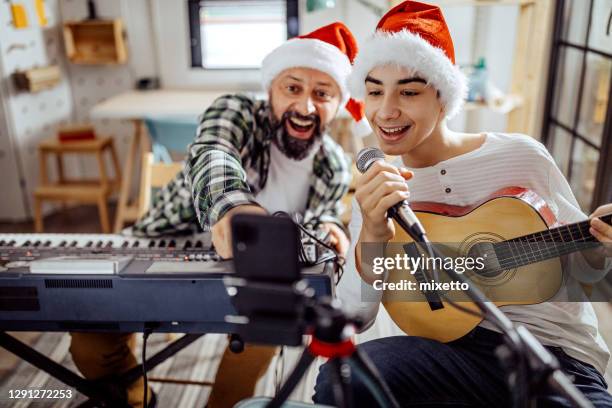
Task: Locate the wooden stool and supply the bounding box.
[33,136,122,233]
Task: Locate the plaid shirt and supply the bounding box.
[132,94,351,237]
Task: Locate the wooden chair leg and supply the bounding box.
[108,141,122,188]
[34,197,44,233]
[97,197,111,233]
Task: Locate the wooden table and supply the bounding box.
[90,90,226,232]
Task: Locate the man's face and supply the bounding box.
[364,64,443,156]
[269,68,342,159]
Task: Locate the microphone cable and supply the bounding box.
[272,211,345,284]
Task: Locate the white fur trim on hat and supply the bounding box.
[353,117,372,138]
[261,38,352,106]
[348,30,468,119]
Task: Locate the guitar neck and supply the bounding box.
[493,213,611,269]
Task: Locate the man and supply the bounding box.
[313,2,612,407]
[132,22,371,257]
[70,23,369,408]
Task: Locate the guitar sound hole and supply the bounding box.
[467,245,503,278]
[462,235,515,285]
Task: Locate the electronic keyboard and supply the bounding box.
[0,233,335,334]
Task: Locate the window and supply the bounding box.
[541,0,612,211]
[188,0,299,69]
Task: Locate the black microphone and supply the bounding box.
[356,147,427,242]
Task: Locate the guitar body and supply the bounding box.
[382,187,563,343]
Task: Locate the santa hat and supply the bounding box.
[349,1,467,119]
[262,22,371,137]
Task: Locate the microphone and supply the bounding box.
[356,147,427,242]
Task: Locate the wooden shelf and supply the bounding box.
[12,66,61,93]
[63,19,127,65]
[464,93,524,114]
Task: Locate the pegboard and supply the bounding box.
[0,0,74,221]
[0,0,147,222]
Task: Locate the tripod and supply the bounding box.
[223,273,400,408]
[226,213,400,408]
[266,299,400,408]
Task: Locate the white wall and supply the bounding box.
[460,4,519,135]
[0,0,74,221]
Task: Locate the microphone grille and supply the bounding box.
[356,147,385,173]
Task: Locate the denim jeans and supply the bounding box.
[313,327,611,407]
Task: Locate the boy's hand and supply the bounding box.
[584,204,612,269]
[354,161,413,243]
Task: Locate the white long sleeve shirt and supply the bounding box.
[338,132,610,374]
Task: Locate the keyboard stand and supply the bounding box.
[0,331,205,407]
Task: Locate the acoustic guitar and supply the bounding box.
[381,187,611,343]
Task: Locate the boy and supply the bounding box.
[314,2,612,406]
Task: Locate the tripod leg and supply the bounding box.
[267,347,315,408]
[330,358,353,408]
[350,348,400,408]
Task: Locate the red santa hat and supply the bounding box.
[349,1,468,119]
[262,22,371,137]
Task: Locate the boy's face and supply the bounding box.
[364,64,444,156]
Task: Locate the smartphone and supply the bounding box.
[231,213,300,282]
[229,214,303,345]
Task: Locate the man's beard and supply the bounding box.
[271,110,324,160]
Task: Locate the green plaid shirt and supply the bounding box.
[132,94,351,237]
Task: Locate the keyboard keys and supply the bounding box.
[0,234,218,265]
